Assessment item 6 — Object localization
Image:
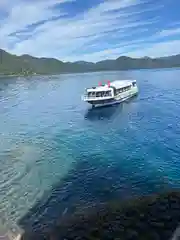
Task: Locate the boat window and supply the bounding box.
[118,88,123,93]
[116,88,121,94]
[105,91,111,96]
[118,86,131,93]
[124,86,128,91]
[116,86,131,94]
[88,90,112,98]
[101,91,106,97]
[96,92,101,97]
[88,91,96,97]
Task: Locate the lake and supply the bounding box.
[0,69,180,232]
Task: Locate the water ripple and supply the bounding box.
[0,69,180,231]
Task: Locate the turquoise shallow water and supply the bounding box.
[0,69,180,231]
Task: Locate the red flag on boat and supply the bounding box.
[107,80,110,87]
[99,82,102,86]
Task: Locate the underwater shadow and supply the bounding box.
[18,153,170,237]
[84,104,123,121]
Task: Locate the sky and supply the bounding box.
[0,0,180,62]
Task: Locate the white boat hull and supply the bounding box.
[92,92,137,108]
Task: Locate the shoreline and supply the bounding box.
[0,66,180,78]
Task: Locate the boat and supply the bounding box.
[82,80,138,108]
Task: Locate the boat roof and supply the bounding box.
[87,80,135,92]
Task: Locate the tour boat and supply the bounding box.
[82,80,138,108]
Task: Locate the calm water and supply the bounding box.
[0,69,180,231]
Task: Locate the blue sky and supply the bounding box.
[0,0,180,62]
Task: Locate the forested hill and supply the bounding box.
[0,48,180,75]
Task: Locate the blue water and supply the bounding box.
[0,69,180,231]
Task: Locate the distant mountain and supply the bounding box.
[0,48,180,76]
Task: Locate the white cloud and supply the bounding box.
[61,36,153,62]
[0,0,70,36]
[73,39,180,62]
[158,28,180,38]
[0,0,178,62]
[126,40,180,58]
[63,41,143,62]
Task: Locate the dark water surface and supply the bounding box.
[0,69,180,231]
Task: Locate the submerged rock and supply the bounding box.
[22,191,180,240]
